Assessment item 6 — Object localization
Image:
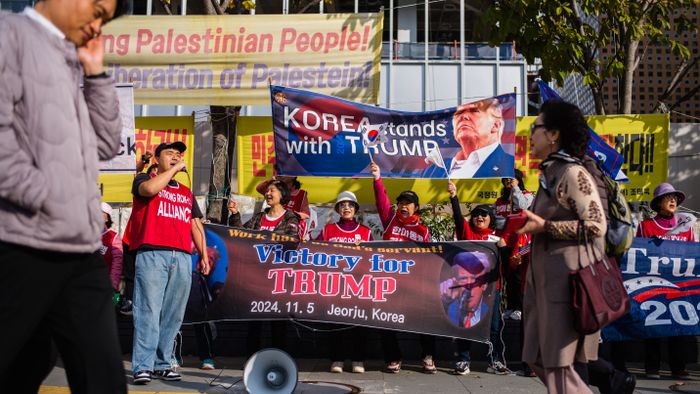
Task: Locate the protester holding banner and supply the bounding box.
[0,0,130,391]
[637,183,695,242]
[257,176,310,218]
[256,176,311,238]
[447,182,509,375]
[494,170,533,319]
[228,179,301,356]
[370,162,437,374]
[636,182,694,380]
[128,141,210,384]
[518,100,607,394]
[494,171,535,377]
[317,191,372,373]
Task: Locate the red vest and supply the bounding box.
[322,223,372,243]
[495,196,513,218]
[461,222,501,242]
[495,196,531,247]
[383,215,430,242]
[638,218,695,242]
[286,189,307,213]
[260,214,285,231]
[129,176,194,253]
[101,229,116,270]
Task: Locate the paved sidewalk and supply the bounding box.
[39,357,699,393]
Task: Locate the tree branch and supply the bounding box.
[157,0,173,14]
[296,0,322,14]
[209,0,224,15]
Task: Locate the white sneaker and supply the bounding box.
[509,310,522,320]
[330,361,344,373]
[351,362,365,373]
[454,361,470,375]
[487,361,511,375]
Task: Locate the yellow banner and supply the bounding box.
[99,116,195,203]
[101,14,383,106]
[238,115,668,204]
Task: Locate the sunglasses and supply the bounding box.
[530,123,546,132]
[472,210,489,218]
[337,202,355,209]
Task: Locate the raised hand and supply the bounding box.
[447,181,457,197]
[370,162,381,180]
[228,200,239,215]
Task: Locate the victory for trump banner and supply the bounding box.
[270,85,516,180]
[198,225,499,341]
[602,238,700,341]
[101,14,383,105]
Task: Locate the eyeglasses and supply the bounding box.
[661,195,678,202]
[530,123,546,133]
[337,202,355,209]
[472,210,489,218]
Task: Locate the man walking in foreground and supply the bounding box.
[0,0,130,392]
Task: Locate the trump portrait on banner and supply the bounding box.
[440,251,491,328]
[448,98,514,178]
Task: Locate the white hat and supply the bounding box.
[101,202,112,215]
[335,191,359,211]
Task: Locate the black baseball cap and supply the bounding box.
[396,190,419,206]
[155,141,186,157]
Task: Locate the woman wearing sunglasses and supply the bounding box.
[317,191,372,374]
[370,162,437,374]
[516,100,606,394]
[448,182,507,376]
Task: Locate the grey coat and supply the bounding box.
[0,12,122,253]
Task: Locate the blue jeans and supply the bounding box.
[132,250,191,372]
[457,291,505,364]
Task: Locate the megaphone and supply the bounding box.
[243,348,298,394]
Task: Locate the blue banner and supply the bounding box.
[602,238,700,341]
[537,80,628,182]
[270,85,516,179]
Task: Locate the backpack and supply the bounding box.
[601,174,635,257]
[581,156,634,257]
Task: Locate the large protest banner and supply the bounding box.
[271,85,517,180]
[238,114,668,204]
[101,14,383,105]
[99,116,194,202]
[198,225,499,341]
[602,238,700,341]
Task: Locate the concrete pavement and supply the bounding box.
[38,356,700,393]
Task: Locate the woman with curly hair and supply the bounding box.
[517,100,607,393]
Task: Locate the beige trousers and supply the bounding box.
[529,362,593,394]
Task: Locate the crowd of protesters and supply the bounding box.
[0,1,696,391]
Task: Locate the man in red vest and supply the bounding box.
[128,141,210,385]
